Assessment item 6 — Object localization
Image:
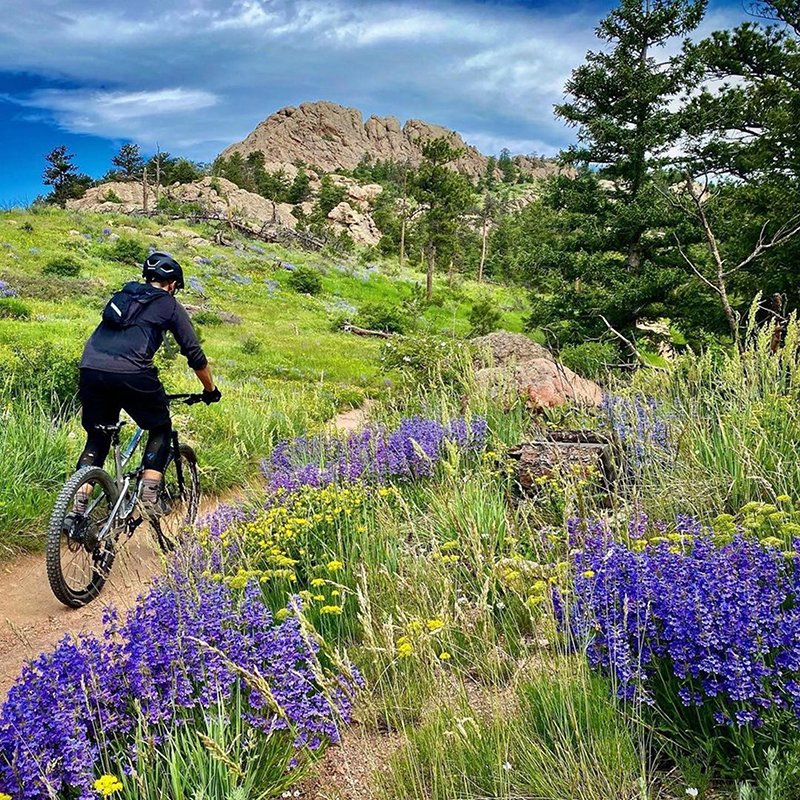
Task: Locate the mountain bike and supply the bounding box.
[46,393,203,608]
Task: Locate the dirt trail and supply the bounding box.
[0,404,372,700]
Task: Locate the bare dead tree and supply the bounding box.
[142,166,149,214]
[665,172,800,350]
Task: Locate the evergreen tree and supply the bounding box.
[42,146,92,206]
[111,143,145,180]
[287,166,312,204]
[412,138,475,300]
[498,149,516,183]
[528,0,707,344]
[168,158,202,185]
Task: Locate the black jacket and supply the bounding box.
[80,282,207,374]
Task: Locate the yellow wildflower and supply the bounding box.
[311,578,326,587]
[582,570,596,578]
[313,595,325,602]
[326,560,343,573]
[406,620,423,635]
[777,495,792,503]
[761,536,783,549]
[439,651,452,660]
[94,775,123,796]
[0,794,11,800]
[275,608,289,621]
[320,605,342,615]
[426,618,444,632]
[397,638,413,658]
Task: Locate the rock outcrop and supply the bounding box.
[67,178,297,232]
[66,182,157,214]
[223,101,559,180]
[473,331,603,408]
[327,201,382,246]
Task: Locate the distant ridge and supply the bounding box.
[222,100,560,179]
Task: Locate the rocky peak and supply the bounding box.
[222,101,537,179]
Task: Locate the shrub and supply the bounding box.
[42,254,81,278]
[0,338,81,408]
[0,298,31,320]
[468,296,502,337]
[241,335,262,355]
[107,237,147,264]
[103,189,122,203]
[380,334,470,387]
[192,309,223,326]
[561,341,618,379]
[357,302,410,334]
[287,265,323,295]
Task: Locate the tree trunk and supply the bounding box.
[478,217,488,283]
[142,167,149,213]
[426,244,435,301]
[447,258,455,288]
[399,208,406,269]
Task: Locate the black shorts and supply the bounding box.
[79,368,171,433]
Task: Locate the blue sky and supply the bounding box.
[0,0,747,204]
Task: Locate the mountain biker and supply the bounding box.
[73,251,221,518]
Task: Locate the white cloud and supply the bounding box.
[0,0,753,163]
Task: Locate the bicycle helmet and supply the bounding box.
[142,252,184,290]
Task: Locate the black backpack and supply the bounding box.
[101,283,162,329]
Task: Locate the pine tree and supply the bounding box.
[412,138,474,300]
[111,143,144,180]
[528,0,707,344]
[42,146,92,206]
[557,0,705,268]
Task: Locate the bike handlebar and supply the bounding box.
[166,393,205,406]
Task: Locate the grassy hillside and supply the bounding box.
[0,206,527,550]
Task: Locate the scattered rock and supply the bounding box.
[330,175,383,208]
[472,331,552,368]
[66,182,157,213]
[477,360,603,408]
[473,332,602,408]
[328,201,381,246]
[508,430,616,493]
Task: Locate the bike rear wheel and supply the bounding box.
[46,467,118,608]
[150,443,199,551]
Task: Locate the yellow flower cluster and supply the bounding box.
[94,775,123,796]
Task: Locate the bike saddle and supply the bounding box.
[94,421,128,434]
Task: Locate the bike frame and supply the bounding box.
[92,394,199,542]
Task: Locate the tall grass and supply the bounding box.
[625,312,800,518]
[379,663,641,800]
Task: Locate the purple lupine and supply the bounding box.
[230,274,252,285]
[260,415,488,496]
[0,281,16,297]
[601,394,677,469]
[0,571,357,799]
[572,517,800,731]
[188,275,205,293]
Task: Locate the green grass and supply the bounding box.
[0,206,528,548]
[378,665,641,800]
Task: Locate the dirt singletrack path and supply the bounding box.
[0,404,372,700]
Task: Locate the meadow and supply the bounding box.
[3,205,800,800]
[0,205,526,551]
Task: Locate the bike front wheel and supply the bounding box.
[46,467,119,608]
[151,443,199,551]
